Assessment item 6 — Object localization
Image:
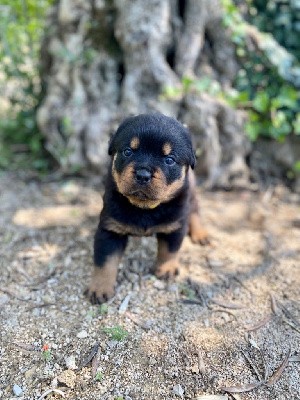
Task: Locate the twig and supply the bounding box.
[37,388,65,399]
[13,342,40,352]
[270,293,279,315]
[125,311,150,330]
[241,350,263,381]
[210,299,244,310]
[259,348,269,382]
[209,308,238,321]
[26,302,56,311]
[197,350,206,374]
[281,317,300,335]
[0,287,29,301]
[179,299,202,305]
[245,314,273,332]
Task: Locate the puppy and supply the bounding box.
[86,113,209,304]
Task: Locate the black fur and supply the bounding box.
[94,114,195,268]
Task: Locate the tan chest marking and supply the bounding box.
[103,217,181,236]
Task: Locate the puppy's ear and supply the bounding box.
[108,133,116,156]
[189,147,196,170]
[184,128,196,169]
[108,116,135,156]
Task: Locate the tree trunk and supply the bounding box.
[37,0,250,188]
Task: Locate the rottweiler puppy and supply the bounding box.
[86,113,209,304]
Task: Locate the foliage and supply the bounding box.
[0,0,53,171]
[102,326,129,341]
[246,0,300,60]
[94,371,104,382]
[41,344,52,362]
[222,0,300,141]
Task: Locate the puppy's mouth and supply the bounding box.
[125,189,161,209]
[129,190,152,200]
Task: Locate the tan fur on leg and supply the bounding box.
[155,239,180,278]
[189,212,210,245]
[86,256,120,304]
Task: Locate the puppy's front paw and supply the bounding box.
[189,213,210,245]
[190,228,210,245]
[155,259,180,280]
[84,267,116,304]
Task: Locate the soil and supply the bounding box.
[0,172,299,400]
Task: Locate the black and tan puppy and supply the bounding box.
[86,113,209,304]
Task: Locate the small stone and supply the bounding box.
[191,364,200,374]
[77,330,88,339]
[25,366,36,380]
[65,355,77,370]
[167,283,178,292]
[119,293,132,314]
[12,384,23,396]
[0,294,9,306]
[153,280,166,290]
[57,369,76,388]
[207,258,224,269]
[173,384,184,397]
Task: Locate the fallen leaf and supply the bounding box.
[78,343,99,369]
[266,348,291,386]
[196,396,228,399]
[220,382,262,393]
[210,299,244,309]
[92,346,101,378]
[245,314,272,332]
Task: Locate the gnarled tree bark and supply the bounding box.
[38,0,250,188]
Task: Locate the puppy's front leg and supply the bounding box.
[86,228,128,304]
[155,230,185,279]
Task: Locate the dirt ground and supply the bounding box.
[0,172,299,400]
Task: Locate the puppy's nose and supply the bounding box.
[135,168,152,185]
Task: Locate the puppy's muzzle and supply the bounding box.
[135,168,152,185]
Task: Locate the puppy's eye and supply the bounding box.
[123,148,133,157]
[165,156,176,166]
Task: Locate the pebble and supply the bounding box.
[12,384,23,397]
[65,355,77,370]
[173,384,184,397]
[77,330,88,339]
[0,294,9,306]
[119,293,132,314]
[153,280,166,290]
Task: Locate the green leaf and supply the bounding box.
[245,121,261,141]
[293,161,300,173]
[252,92,270,113]
[102,326,128,341]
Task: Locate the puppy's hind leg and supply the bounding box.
[85,228,128,304]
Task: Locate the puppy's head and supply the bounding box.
[109,113,195,209]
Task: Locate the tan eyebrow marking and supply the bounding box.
[162,142,172,155]
[130,137,140,150]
